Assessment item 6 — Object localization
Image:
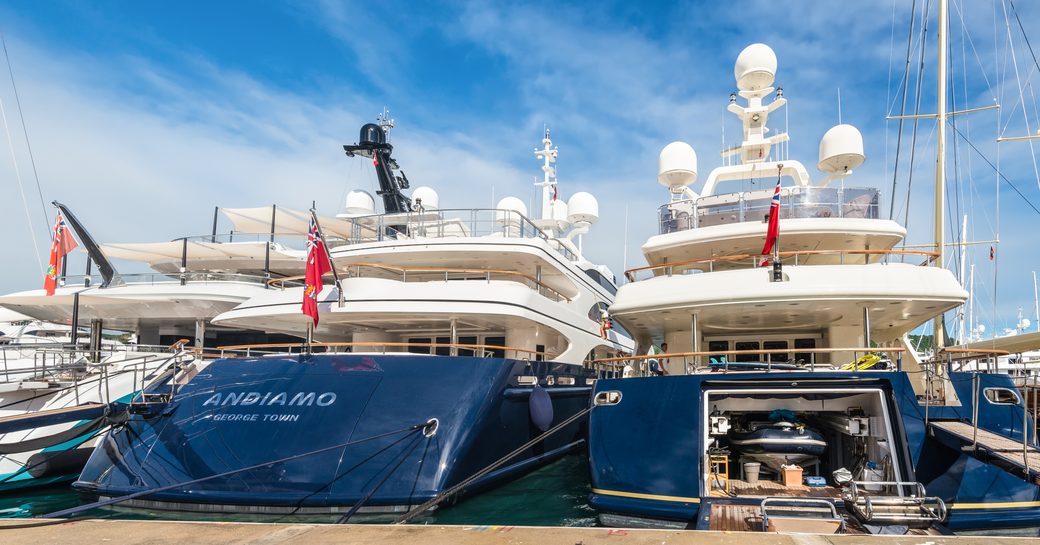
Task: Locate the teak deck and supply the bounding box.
[711,478,841,498]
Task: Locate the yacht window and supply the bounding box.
[588,302,609,322]
[458,336,477,357]
[794,338,817,364]
[708,340,729,364]
[435,336,451,356]
[535,344,545,362]
[587,302,631,339]
[763,340,788,363]
[408,337,431,354]
[983,387,1021,406]
[734,341,759,362]
[582,268,617,296]
[483,336,506,358]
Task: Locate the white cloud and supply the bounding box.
[1,0,1038,327]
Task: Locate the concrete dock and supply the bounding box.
[1,520,1037,544]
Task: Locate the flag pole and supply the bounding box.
[309,208,344,307]
[305,321,313,354]
[771,164,783,282]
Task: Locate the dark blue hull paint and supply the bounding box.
[588,371,1040,533]
[73,354,593,515]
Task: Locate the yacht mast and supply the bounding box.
[933,0,948,350]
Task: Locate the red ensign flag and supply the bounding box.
[302,217,331,326]
[761,176,781,255]
[43,212,78,296]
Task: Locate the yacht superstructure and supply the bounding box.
[586,44,1040,535]
[0,204,306,492]
[72,121,632,518]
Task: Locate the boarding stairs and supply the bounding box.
[841,481,946,529]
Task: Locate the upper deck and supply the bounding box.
[645,183,906,269]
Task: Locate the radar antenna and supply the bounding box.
[343,111,411,215]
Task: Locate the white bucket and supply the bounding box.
[863,468,884,491]
[744,462,761,484]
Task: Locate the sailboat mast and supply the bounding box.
[933,0,948,350]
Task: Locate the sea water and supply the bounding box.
[0,454,597,526]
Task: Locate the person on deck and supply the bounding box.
[650,342,669,376]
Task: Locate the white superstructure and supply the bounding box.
[609,44,967,379]
[215,127,632,364]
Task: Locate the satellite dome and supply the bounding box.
[658,142,698,189]
[411,186,439,210]
[818,124,865,174]
[345,189,375,215]
[734,43,777,92]
[495,196,528,225]
[567,192,599,224]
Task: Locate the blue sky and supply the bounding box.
[0,0,1038,338]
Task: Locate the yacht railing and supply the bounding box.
[591,346,906,376]
[59,271,270,288]
[205,341,556,361]
[624,249,940,282]
[267,262,571,302]
[0,343,190,407]
[171,209,577,260]
[659,186,881,234]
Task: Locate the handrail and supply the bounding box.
[267,262,571,301]
[592,346,905,365]
[211,341,556,360]
[624,249,941,281]
[939,348,1011,355]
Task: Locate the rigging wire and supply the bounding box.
[0,91,43,274]
[902,0,933,229]
[948,122,1040,215]
[888,0,919,220]
[1008,0,1040,81]
[1,33,50,237]
[999,0,1040,191]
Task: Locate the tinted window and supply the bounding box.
[763,340,788,363]
[735,341,759,362]
[583,268,617,296]
[484,336,506,358]
[794,338,816,364]
[409,337,431,354]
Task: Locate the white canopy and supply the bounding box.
[102,240,302,266]
[220,206,362,239]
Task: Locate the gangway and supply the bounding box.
[929,420,1040,483]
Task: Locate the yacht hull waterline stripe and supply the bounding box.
[591,488,700,503]
[948,501,1040,509]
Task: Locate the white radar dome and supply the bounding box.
[567,192,599,224]
[345,189,375,215]
[734,43,777,92]
[495,196,528,225]
[818,124,865,174]
[658,141,698,189]
[410,186,439,210]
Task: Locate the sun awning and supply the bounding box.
[102,240,301,265]
[220,206,372,241]
[953,331,1040,354]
